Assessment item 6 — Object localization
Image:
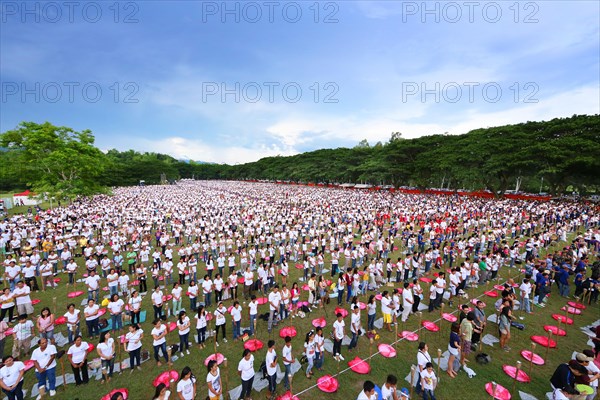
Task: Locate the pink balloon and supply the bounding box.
[204,353,225,366]
[348,357,371,374]
[378,343,396,358]
[312,317,327,328]
[502,365,531,383]
[485,382,511,400]
[279,326,297,338]
[399,331,419,341]
[520,350,544,365]
[317,375,339,393]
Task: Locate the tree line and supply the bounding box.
[1,114,598,199]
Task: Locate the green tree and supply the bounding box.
[0,122,107,199]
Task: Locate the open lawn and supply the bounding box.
[2,230,597,400]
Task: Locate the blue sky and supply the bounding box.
[1,0,599,163]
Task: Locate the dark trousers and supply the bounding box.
[2,380,24,400]
[241,377,254,399]
[72,360,89,385]
[128,348,141,369]
[333,338,342,356]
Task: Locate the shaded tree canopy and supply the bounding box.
[1,115,598,196]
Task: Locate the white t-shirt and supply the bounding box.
[351,312,361,334]
[97,338,115,359]
[13,285,31,305]
[202,279,213,295]
[266,349,277,376]
[207,368,221,397]
[249,301,258,316]
[85,275,100,290]
[357,390,376,400]
[0,361,24,387]
[126,329,143,351]
[215,307,226,326]
[420,369,436,390]
[31,344,57,369]
[282,344,292,365]
[231,306,242,322]
[238,355,255,380]
[268,291,281,311]
[333,319,345,340]
[195,314,207,329]
[151,291,163,306]
[108,299,124,315]
[128,296,142,312]
[172,286,183,300]
[381,384,395,400]
[84,304,99,321]
[381,297,391,315]
[14,320,33,340]
[587,359,600,388]
[151,324,167,346]
[177,316,190,335]
[68,342,89,364]
[176,377,196,400]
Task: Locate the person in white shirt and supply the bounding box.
[381,374,399,400]
[64,303,81,344]
[202,275,214,308]
[206,359,222,400]
[265,339,278,398]
[0,288,16,323]
[176,310,191,357]
[238,349,255,400]
[96,331,115,383]
[151,319,171,366]
[281,335,294,390]
[519,277,533,314]
[13,281,33,316]
[195,306,208,349]
[11,314,34,359]
[0,355,25,399]
[83,299,100,339]
[401,282,414,322]
[348,305,362,351]
[124,324,143,372]
[151,286,164,321]
[267,286,281,333]
[107,268,119,297]
[84,270,100,303]
[381,291,393,332]
[31,337,58,397]
[108,294,124,333]
[67,335,89,385]
[420,362,437,399]
[118,270,130,297]
[357,380,377,400]
[333,313,345,361]
[214,302,228,345]
[231,301,242,340]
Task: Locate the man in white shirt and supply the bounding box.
[267,286,281,333]
[12,314,34,359]
[348,305,361,351]
[84,270,100,303]
[281,336,294,391]
[13,281,33,316]
[31,338,57,398]
[333,313,345,361]
[265,339,278,398]
[381,374,399,400]
[357,380,377,400]
[401,282,414,323]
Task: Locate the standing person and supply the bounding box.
[498,305,513,352]
[415,342,431,396]
[195,305,207,349]
[128,291,142,326]
[11,314,33,359]
[266,339,278,399]
[420,362,438,400]
[188,280,199,312]
[151,319,171,367]
[0,288,16,323]
[381,291,393,332]
[282,336,295,391]
[108,294,124,334]
[348,305,361,352]
[304,331,316,378]
[83,299,100,340]
[67,335,89,386]
[13,281,33,317]
[231,301,242,341]
[97,331,115,384]
[214,302,228,345]
[401,282,414,322]
[31,337,57,398]
[268,285,281,333]
[151,286,164,321]
[64,303,81,344]
[177,310,191,357]
[202,275,213,308]
[136,263,147,293]
[238,349,255,400]
[214,274,224,303]
[36,307,55,345]
[124,324,143,373]
[84,270,100,303]
[248,295,258,336]
[460,312,474,366]
[412,279,423,313]
[153,383,171,400]
[0,355,25,400]
[367,295,376,331]
[447,322,460,378]
[337,273,345,305]
[243,267,254,300]
[333,312,345,361]
[176,366,197,400]
[172,282,183,316]
[206,360,222,400]
[519,277,533,314]
[0,317,8,360]
[314,327,325,371]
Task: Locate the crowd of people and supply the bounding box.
[0,180,597,400]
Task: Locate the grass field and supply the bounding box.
[2,229,597,400]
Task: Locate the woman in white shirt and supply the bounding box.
[206,359,222,400]
[195,305,207,349]
[214,302,227,345]
[0,355,25,399]
[237,349,255,400]
[228,271,238,301]
[243,267,254,300]
[97,331,115,383]
[64,303,81,344]
[151,319,171,367]
[124,324,143,372]
[67,335,89,385]
[177,310,191,357]
[108,294,124,333]
[0,288,15,323]
[304,330,316,378]
[176,366,196,400]
[172,282,183,316]
[83,299,100,340]
[128,291,142,326]
[188,280,199,312]
[213,274,224,303]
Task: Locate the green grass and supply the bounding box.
[4,235,598,400]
